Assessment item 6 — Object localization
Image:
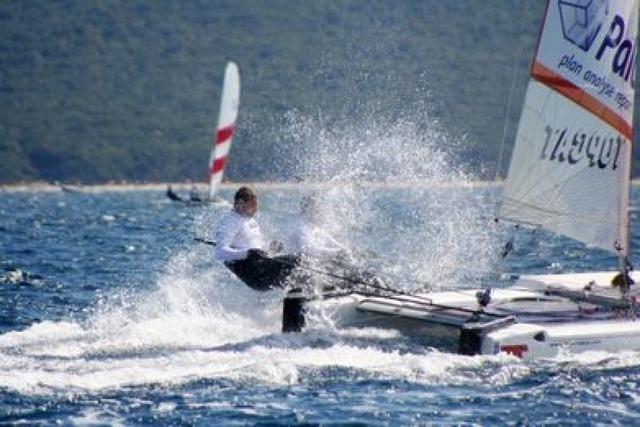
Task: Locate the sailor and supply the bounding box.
[288,193,385,289]
[289,193,354,265]
[215,186,298,291]
[166,185,183,202]
[189,185,202,202]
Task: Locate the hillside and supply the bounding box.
[2,0,635,184]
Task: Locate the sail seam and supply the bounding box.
[499,197,621,227]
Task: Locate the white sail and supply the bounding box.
[207,61,240,199]
[500,0,637,255]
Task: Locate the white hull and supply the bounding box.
[284,271,640,361]
[482,317,640,362]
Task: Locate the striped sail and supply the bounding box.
[207,61,240,199]
[499,0,637,255]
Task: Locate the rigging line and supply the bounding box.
[433,264,528,283]
[496,215,543,229]
[499,120,565,206]
[513,133,555,198]
[498,83,573,204]
[195,239,517,295]
[494,0,533,211]
[290,260,425,296]
[194,237,418,294]
[498,129,545,201]
[328,254,527,292]
[495,45,522,182]
[328,259,434,290]
[288,256,431,295]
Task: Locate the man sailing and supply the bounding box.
[214,186,298,291]
[288,193,354,265]
[215,187,384,292]
[288,192,385,289]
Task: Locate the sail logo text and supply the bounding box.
[555,8,637,113]
[594,15,636,84]
[540,125,624,170]
[557,53,633,111]
[558,12,636,85]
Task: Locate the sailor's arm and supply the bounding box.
[301,225,353,261]
[214,215,248,262]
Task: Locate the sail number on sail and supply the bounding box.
[540,125,624,170]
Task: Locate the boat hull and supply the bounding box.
[283,271,640,361]
[482,319,640,361]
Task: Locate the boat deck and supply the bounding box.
[284,271,640,359]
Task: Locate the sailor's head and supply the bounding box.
[234,186,258,217]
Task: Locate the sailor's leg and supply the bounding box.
[256,255,300,289]
[225,255,300,291]
[225,259,271,291]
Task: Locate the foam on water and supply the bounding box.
[0,325,530,396]
[3,232,639,400]
[0,238,530,396]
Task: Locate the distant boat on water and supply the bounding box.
[58,182,82,193]
[168,61,240,205]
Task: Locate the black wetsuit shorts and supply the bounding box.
[225,253,300,291]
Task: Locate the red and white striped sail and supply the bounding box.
[500,0,637,255]
[207,61,240,199]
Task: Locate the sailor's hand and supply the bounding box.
[247,249,268,261]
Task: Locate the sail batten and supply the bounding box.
[501,197,624,225]
[499,0,637,255]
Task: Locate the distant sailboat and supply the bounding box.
[282,0,640,361]
[206,61,240,202]
[168,61,240,204]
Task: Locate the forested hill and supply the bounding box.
[1,1,637,184]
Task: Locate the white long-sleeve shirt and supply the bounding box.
[214,210,264,262]
[288,217,350,261]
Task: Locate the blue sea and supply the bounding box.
[1,184,640,425]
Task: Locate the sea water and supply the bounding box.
[1,186,640,425]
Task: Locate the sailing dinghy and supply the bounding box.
[168,61,240,204]
[282,0,640,361]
